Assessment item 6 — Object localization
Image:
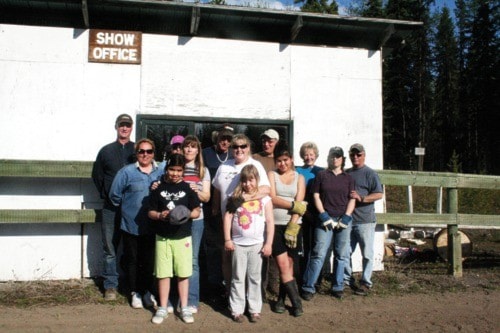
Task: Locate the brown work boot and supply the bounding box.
[104,288,117,301]
[354,284,370,296]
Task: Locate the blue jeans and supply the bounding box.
[302,224,351,293]
[101,203,121,290]
[188,219,204,307]
[344,223,376,288]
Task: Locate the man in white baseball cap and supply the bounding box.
[252,128,280,173]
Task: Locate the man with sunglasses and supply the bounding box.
[345,144,383,296]
[202,125,234,294]
[92,114,136,301]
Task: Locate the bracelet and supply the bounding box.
[224,239,232,242]
[157,212,161,220]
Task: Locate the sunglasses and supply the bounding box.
[231,144,248,150]
[137,149,154,155]
[219,136,233,142]
[350,153,364,157]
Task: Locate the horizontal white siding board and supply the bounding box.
[290,45,383,170]
[141,35,291,118]
[0,224,83,281]
[0,25,87,63]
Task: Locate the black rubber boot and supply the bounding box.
[284,279,303,317]
[273,282,286,314]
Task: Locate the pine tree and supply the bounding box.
[428,7,460,171]
[295,0,339,14]
[383,0,434,170]
[465,0,499,174]
[361,0,384,18]
[454,0,474,172]
[347,0,384,17]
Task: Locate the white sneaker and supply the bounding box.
[152,308,168,324]
[131,292,143,309]
[180,307,194,324]
[177,305,198,314]
[142,291,157,308]
[167,305,174,314]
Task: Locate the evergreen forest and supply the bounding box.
[295,0,499,174]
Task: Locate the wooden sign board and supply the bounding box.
[88,29,142,64]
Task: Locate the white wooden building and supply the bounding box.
[0,0,420,281]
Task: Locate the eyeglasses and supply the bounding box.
[137,149,154,155]
[219,136,233,142]
[118,122,132,128]
[350,153,364,157]
[231,144,248,150]
[171,143,182,150]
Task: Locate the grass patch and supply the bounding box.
[0,279,128,308]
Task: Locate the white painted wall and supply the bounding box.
[0,24,384,281]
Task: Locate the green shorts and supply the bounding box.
[155,235,193,279]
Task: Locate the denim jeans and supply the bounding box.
[302,224,351,293]
[188,219,204,307]
[101,203,121,290]
[344,223,376,288]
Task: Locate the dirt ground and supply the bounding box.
[1,229,499,332]
[1,288,499,333]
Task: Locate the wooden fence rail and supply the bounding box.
[1,159,499,277]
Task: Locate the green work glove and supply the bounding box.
[284,222,301,249]
[290,201,308,216]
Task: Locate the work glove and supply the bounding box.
[284,222,301,248]
[290,201,308,216]
[318,211,337,231]
[338,214,352,229]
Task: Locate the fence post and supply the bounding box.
[446,187,462,277]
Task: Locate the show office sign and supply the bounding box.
[88,29,142,64]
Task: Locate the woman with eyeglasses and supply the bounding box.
[212,133,271,298]
[163,135,184,161]
[109,138,165,310]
